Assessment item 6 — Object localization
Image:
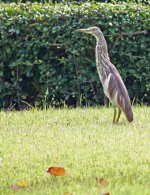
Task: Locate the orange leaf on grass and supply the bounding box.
[102,193,110,195]
[47,167,65,176]
[96,178,107,188]
[64,192,72,195]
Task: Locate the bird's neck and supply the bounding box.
[95,35,111,81]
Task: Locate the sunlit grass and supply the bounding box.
[0,106,149,195]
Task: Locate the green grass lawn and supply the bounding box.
[0,106,150,195]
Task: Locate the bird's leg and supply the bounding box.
[116,108,121,123]
[113,107,117,123]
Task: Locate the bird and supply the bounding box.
[75,26,133,123]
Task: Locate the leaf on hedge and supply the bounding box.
[47,167,65,176]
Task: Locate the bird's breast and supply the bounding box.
[102,73,112,99]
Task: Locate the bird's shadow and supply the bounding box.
[100,119,129,126]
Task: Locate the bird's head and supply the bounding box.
[75,26,101,36]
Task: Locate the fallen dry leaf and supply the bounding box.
[16,180,28,188]
[102,193,110,195]
[64,192,72,195]
[11,180,28,190]
[47,167,65,176]
[96,178,107,188]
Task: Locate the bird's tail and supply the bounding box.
[125,109,133,122]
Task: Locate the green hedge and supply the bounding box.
[0,2,150,109]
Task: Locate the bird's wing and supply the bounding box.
[108,65,133,122]
[106,73,122,106]
[107,64,130,112]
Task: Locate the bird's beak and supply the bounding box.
[75,28,88,33]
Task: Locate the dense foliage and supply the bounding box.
[0,2,150,109]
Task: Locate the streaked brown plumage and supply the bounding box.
[76,26,133,123]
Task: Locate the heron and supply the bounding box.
[76,26,133,123]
